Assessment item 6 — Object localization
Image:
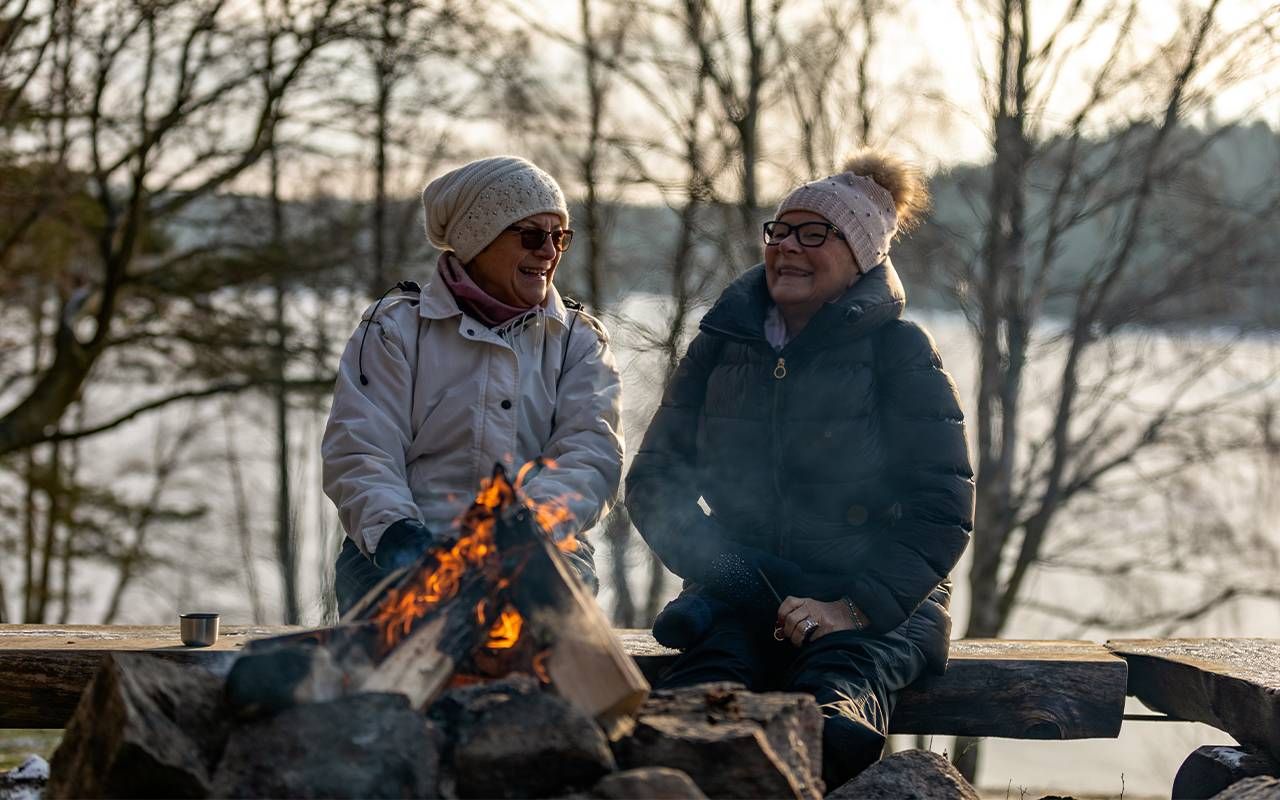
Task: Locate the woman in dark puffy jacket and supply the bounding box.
[625,151,974,789]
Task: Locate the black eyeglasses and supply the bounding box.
[762,220,846,247]
[505,226,574,253]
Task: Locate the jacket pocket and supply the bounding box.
[902,582,953,675]
[407,383,476,462]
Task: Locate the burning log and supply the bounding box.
[496,501,650,737]
[227,464,648,735]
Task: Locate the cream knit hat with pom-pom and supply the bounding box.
[422,156,569,263]
[774,150,928,272]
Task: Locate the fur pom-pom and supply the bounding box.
[841,149,930,233]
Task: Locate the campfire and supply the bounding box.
[226,462,648,736]
[368,461,575,659]
[46,462,831,800]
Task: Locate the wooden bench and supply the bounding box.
[1107,638,1280,764]
[0,625,1129,739]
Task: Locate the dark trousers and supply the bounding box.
[659,612,927,790]
[334,536,601,618]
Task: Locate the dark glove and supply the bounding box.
[702,549,804,617]
[371,519,432,571]
[653,590,725,650]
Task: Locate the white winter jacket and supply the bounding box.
[321,274,624,556]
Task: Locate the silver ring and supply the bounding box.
[802,619,817,633]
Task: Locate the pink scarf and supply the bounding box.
[437,252,535,328]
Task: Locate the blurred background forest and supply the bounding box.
[2,0,1279,791]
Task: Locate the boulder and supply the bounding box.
[591,767,707,799]
[434,675,616,798]
[1210,776,1280,799]
[0,755,49,800]
[210,692,440,799]
[613,683,823,799]
[1175,745,1280,799]
[47,653,228,799]
[826,749,979,799]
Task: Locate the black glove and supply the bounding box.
[653,590,725,650]
[371,519,432,571]
[702,549,805,617]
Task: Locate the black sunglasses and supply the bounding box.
[762,220,846,247]
[505,226,574,253]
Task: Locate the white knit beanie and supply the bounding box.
[775,172,897,272]
[421,156,569,264]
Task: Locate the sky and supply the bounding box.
[152,0,1280,203]
[520,0,1280,170]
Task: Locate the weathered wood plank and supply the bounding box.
[893,640,1127,739]
[1,626,1128,740]
[623,633,1128,739]
[1108,638,1280,762]
[0,625,296,728]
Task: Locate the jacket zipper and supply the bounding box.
[771,356,790,559]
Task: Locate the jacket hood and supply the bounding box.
[699,258,907,346]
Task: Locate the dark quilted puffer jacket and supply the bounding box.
[626,261,974,671]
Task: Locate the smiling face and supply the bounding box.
[466,212,564,308]
[764,210,860,323]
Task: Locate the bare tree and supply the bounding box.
[0,0,342,458]
[0,0,353,624]
[347,0,474,294]
[935,0,1280,778]
[572,0,640,623]
[99,414,208,624]
[678,0,793,262]
[778,0,895,178]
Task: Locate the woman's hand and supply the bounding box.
[776,596,858,646]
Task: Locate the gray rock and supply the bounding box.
[436,676,616,798]
[210,692,440,799]
[612,683,823,799]
[48,653,228,799]
[1176,746,1280,799]
[826,749,979,799]
[591,767,707,799]
[0,756,49,800]
[1210,776,1280,799]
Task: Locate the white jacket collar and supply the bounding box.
[417,266,572,328]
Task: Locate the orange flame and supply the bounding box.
[555,533,579,553]
[369,461,582,656]
[532,650,552,683]
[485,607,523,649]
[531,496,575,538]
[512,459,580,545]
[371,470,512,651]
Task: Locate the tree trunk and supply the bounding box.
[642,550,668,624]
[33,440,61,623]
[603,506,636,627]
[578,0,636,628]
[22,448,39,622]
[269,141,300,625]
[958,0,1032,782]
[223,401,265,623]
[21,290,45,622]
[371,9,391,296]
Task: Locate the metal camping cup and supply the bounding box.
[179,612,220,647]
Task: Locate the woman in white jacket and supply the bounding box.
[322,156,623,616]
